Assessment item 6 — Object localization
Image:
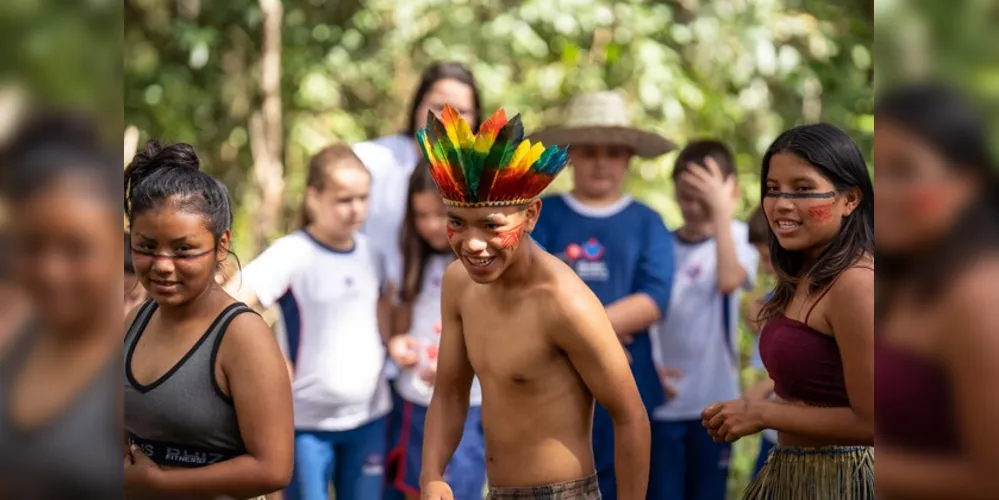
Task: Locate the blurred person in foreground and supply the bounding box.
[123,141,293,499]
[418,105,650,500]
[875,83,999,499]
[529,91,675,500]
[703,124,875,499]
[0,112,123,499]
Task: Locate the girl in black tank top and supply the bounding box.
[0,113,124,499]
[123,141,293,499]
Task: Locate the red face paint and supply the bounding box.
[446,226,455,242]
[807,203,835,223]
[908,187,944,214]
[498,222,526,249]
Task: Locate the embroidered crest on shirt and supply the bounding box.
[558,237,609,281]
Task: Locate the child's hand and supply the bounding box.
[679,156,737,221]
[388,335,420,368]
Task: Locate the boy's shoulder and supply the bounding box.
[536,254,606,329]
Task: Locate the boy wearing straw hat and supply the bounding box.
[530,90,677,500]
[416,104,650,500]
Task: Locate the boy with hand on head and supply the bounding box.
[529,91,676,500]
[418,104,650,500]
[649,140,759,500]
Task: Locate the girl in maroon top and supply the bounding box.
[702,123,875,499]
[876,83,999,499]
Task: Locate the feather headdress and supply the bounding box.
[416,104,570,208]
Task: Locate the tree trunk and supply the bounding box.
[248,0,285,256]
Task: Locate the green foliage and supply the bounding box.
[125,2,871,496]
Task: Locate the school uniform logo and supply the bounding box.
[559,238,609,281]
[685,264,702,280]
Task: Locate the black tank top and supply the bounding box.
[0,322,122,499]
[124,299,255,468]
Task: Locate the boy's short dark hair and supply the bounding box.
[748,206,769,245]
[672,140,737,179]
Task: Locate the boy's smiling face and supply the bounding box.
[445,200,540,283]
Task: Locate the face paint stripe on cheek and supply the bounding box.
[498,222,526,249]
[807,203,835,223]
[446,226,455,243]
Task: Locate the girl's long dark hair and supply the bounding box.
[876,82,999,309]
[405,62,483,137]
[759,123,875,321]
[399,162,450,304]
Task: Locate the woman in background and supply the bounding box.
[875,83,999,499]
[354,62,482,282]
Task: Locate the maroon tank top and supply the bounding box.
[759,274,860,407]
[875,341,959,453]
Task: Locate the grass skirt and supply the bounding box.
[743,445,874,500]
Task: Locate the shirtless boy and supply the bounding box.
[415,105,650,500]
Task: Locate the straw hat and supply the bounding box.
[529,91,676,158]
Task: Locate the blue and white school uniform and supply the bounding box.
[237,231,391,500]
[533,194,675,500]
[649,220,759,500]
[385,254,486,499]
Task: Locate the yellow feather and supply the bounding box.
[455,118,474,150]
[523,142,546,169]
[474,128,496,153]
[506,140,531,172]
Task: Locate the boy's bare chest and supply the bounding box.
[460,295,556,385]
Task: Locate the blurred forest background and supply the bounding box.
[122,1,872,495]
[123,0,874,255]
